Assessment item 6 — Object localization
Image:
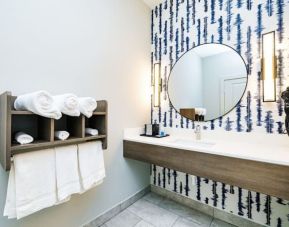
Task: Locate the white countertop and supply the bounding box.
[124,127,289,167]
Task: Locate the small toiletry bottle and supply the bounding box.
[159,125,165,137]
[152,120,159,136]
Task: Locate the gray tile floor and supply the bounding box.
[101,193,236,227]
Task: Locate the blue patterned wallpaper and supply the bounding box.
[150,0,289,226]
[151,0,289,134]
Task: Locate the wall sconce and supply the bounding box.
[152,63,162,107]
[262,31,277,102]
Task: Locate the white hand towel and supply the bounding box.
[14,90,62,119]
[3,164,17,219]
[85,128,99,136]
[78,141,105,192]
[54,131,70,141]
[78,97,97,118]
[13,149,57,219]
[53,94,80,117]
[55,145,81,201]
[15,132,34,145]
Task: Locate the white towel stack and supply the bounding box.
[53,94,80,117]
[15,132,34,145]
[78,97,97,118]
[14,91,62,119]
[4,141,105,219]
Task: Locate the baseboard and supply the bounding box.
[83,186,150,227]
[151,185,264,227]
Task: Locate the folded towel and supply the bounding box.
[54,131,70,141]
[78,141,105,192]
[3,164,16,219]
[78,97,97,118]
[55,145,81,201]
[85,128,99,136]
[53,94,80,117]
[15,132,34,145]
[4,149,57,219]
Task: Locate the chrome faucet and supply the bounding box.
[195,125,201,140]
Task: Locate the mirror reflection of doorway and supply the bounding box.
[168,43,248,121]
[220,77,247,115]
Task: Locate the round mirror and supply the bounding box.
[168,43,248,121]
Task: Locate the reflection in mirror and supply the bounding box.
[168,44,248,121]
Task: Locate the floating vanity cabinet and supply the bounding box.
[123,140,289,201]
[0,91,108,171]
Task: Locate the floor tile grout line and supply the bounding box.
[209,217,214,227]
[170,216,181,227]
[127,205,158,227]
[132,219,142,227]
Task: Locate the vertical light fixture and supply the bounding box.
[153,63,161,107]
[262,31,277,102]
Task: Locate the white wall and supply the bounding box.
[168,50,203,111]
[202,51,246,120]
[0,0,151,226]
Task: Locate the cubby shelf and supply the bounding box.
[0,91,108,171]
[11,110,35,115]
[11,135,107,153]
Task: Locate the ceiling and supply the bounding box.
[194,44,231,58]
[142,0,163,9]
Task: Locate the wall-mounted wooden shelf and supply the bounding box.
[0,91,108,171]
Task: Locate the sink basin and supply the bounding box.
[171,139,216,149]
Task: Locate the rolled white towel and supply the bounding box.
[85,128,99,136]
[53,94,80,117]
[78,97,97,118]
[54,131,70,141]
[14,91,62,119]
[15,132,34,145]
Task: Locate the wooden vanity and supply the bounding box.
[124,139,289,200]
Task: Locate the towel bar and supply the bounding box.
[0,91,108,171]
